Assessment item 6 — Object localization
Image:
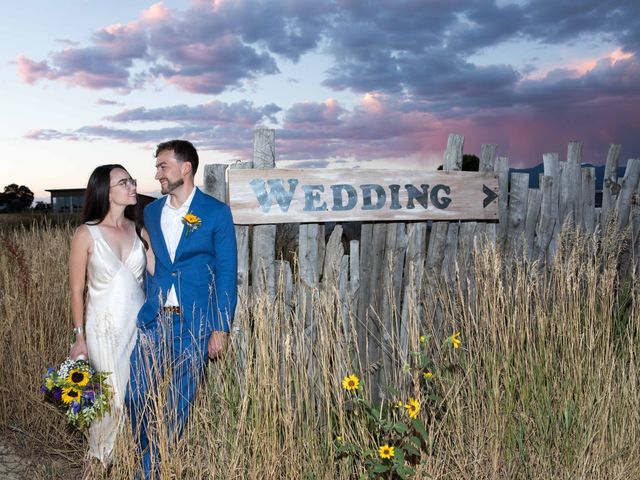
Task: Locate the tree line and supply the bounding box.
[0,184,35,212]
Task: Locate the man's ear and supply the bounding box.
[182,161,193,177]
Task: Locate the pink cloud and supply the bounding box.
[141,2,172,24]
[16,55,55,84]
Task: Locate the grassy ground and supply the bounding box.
[0,217,638,479]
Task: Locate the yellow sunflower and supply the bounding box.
[61,387,83,405]
[419,335,426,344]
[405,397,420,419]
[423,371,433,379]
[342,374,360,391]
[183,213,201,225]
[378,444,395,459]
[450,331,461,349]
[66,368,90,387]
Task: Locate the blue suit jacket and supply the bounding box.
[137,188,238,335]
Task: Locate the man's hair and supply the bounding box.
[155,139,199,175]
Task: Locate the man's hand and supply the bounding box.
[208,331,229,359]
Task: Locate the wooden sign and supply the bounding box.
[227,168,499,225]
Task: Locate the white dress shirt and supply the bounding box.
[160,186,197,306]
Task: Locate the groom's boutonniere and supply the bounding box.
[182,212,202,236]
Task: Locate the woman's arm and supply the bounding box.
[142,227,155,276]
[68,225,91,359]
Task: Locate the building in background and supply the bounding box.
[46,188,156,213]
[46,188,85,213]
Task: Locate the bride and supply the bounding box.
[68,164,154,464]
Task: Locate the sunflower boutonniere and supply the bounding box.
[182,212,202,236]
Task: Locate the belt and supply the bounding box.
[162,306,182,315]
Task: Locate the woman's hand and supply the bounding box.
[69,336,88,360]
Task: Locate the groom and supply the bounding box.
[127,139,237,477]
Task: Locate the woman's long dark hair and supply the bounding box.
[83,164,148,250]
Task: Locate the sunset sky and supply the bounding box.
[2,0,639,200]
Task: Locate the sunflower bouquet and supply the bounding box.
[41,358,112,431]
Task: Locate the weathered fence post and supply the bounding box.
[582,167,596,235]
[615,158,640,230]
[495,156,510,248]
[540,152,560,260]
[251,127,277,299]
[381,222,407,388]
[425,133,464,337]
[506,172,529,256]
[601,144,622,233]
[477,143,498,246]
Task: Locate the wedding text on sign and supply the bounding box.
[227,169,499,225]
[251,180,454,212]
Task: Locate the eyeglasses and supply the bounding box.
[110,178,137,189]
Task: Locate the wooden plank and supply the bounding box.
[322,225,344,286]
[251,128,276,298]
[229,161,253,299]
[457,222,477,287]
[426,222,448,272]
[274,260,293,312]
[444,133,465,170]
[426,134,464,338]
[366,223,388,401]
[203,164,229,202]
[601,144,621,233]
[228,168,499,224]
[253,127,276,168]
[524,188,542,260]
[382,223,407,320]
[494,156,509,247]
[299,224,323,287]
[442,223,459,285]
[476,144,498,246]
[631,186,640,275]
[506,172,529,255]
[582,167,596,235]
[399,222,426,390]
[567,141,583,230]
[338,253,351,337]
[543,153,560,258]
[536,175,557,262]
[427,133,464,285]
[357,224,373,375]
[349,240,360,304]
[480,144,497,173]
[615,158,640,230]
[380,223,407,386]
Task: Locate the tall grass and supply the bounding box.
[1,218,638,479]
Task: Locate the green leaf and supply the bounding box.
[393,422,409,434]
[409,435,422,450]
[412,418,429,442]
[397,465,416,479]
[394,447,406,465]
[404,443,420,457]
[371,463,390,474]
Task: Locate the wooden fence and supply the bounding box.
[204,128,640,395]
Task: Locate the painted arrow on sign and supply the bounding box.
[483,184,498,208]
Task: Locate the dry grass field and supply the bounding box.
[0,215,638,479]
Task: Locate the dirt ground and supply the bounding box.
[0,439,27,479]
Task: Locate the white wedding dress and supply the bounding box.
[83,224,145,463]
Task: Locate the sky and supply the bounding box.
[2,0,639,201]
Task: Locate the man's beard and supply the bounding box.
[161,178,184,194]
